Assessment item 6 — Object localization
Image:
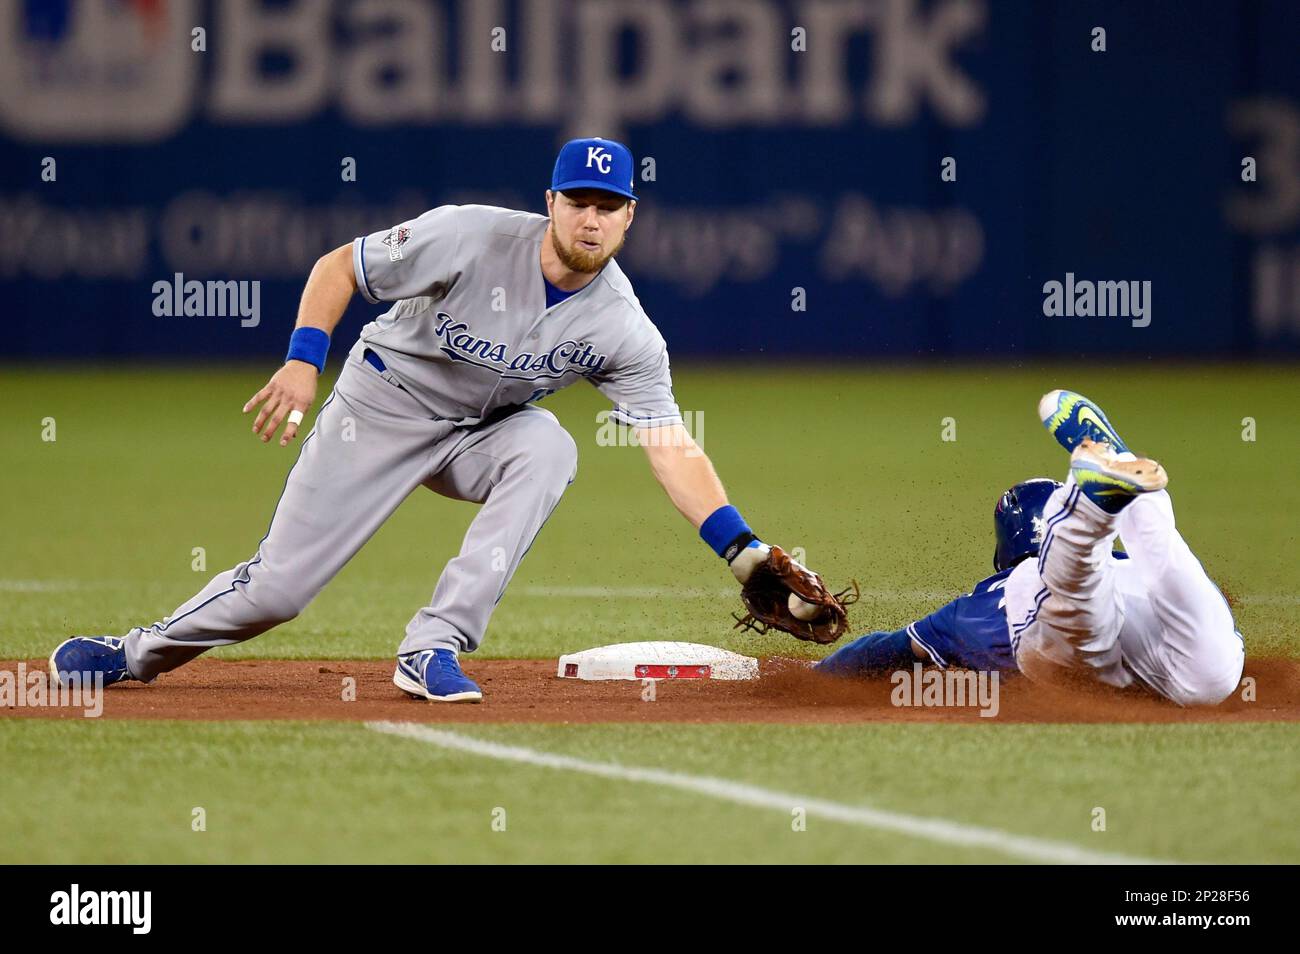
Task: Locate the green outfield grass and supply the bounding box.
[0,363,1296,661]
[3,364,1297,864]
[2,719,1297,864]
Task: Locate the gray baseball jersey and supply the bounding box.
[351,203,682,428]
[119,203,682,680]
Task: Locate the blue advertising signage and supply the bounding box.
[2,0,1297,359]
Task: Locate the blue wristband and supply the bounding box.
[700,505,755,559]
[286,327,330,373]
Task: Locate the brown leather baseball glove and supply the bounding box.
[731,544,859,644]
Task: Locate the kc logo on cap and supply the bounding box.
[586,146,612,173]
[551,137,637,201]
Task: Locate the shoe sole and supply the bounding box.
[392,667,483,703]
[1039,389,1125,449]
[1071,441,1168,493]
[47,638,72,687]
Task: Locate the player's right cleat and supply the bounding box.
[1038,389,1130,455]
[1070,438,1168,514]
[393,649,483,703]
[48,636,135,688]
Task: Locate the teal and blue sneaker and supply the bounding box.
[1038,389,1130,454]
[1070,438,1168,514]
[394,648,483,703]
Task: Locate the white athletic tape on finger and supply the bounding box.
[287,409,305,427]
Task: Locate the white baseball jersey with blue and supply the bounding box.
[1006,480,1245,706]
[122,204,679,681]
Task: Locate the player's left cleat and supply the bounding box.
[1070,438,1168,514]
[393,649,483,703]
[1038,389,1130,455]
[48,636,135,688]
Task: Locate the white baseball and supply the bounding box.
[788,592,820,621]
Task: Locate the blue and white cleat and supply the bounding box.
[1038,389,1130,455]
[1071,438,1168,514]
[394,649,483,703]
[48,636,135,688]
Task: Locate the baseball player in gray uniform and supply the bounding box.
[51,138,818,702]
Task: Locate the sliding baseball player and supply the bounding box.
[50,138,844,702]
[819,390,1245,706]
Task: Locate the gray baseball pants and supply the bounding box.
[122,352,577,682]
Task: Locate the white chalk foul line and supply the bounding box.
[366,722,1172,865]
[515,584,959,601]
[8,579,1297,606]
[0,579,86,592]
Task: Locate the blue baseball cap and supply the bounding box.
[551,137,638,202]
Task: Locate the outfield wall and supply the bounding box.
[1,0,1298,360]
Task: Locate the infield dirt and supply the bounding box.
[4,657,1297,724]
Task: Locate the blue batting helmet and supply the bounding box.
[993,478,1063,572]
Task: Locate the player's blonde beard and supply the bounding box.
[550,222,627,274]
